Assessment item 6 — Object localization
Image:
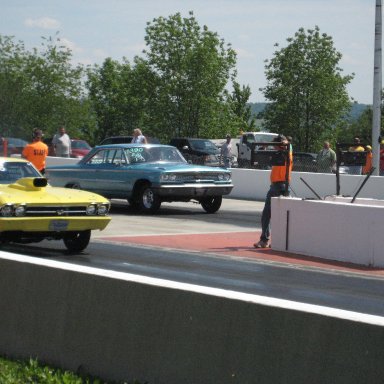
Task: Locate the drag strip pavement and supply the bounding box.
[4,238,384,318]
[3,198,384,317]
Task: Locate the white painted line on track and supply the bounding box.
[2,250,384,327]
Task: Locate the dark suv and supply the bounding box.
[169,138,220,166]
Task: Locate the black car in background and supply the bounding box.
[100,136,160,145]
[293,152,318,172]
[169,138,221,166]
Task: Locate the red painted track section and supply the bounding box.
[100,230,384,277]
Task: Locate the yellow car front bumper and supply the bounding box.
[0,216,111,232]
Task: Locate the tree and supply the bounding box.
[226,81,256,134]
[261,26,353,152]
[0,34,94,141]
[87,56,158,143]
[340,95,384,145]
[143,12,237,140]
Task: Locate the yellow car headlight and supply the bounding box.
[1,204,13,217]
[97,203,110,216]
[86,204,97,215]
[14,205,26,217]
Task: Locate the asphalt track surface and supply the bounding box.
[4,198,384,317]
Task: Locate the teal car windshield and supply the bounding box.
[124,146,187,164]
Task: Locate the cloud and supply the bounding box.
[60,37,83,53]
[24,17,61,29]
[234,47,256,59]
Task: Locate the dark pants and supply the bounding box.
[260,182,290,242]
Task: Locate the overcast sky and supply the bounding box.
[0,0,380,104]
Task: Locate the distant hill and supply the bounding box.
[248,102,370,121]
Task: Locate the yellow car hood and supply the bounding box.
[0,178,109,204]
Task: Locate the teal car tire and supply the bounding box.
[200,196,222,213]
[137,185,161,213]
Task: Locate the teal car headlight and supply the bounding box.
[218,173,231,181]
[160,173,177,182]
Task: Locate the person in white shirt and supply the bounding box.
[220,134,232,168]
[132,128,147,144]
[52,126,71,157]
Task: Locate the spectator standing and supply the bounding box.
[254,135,293,248]
[348,137,364,175]
[363,145,373,175]
[22,129,49,174]
[132,128,147,144]
[286,136,293,152]
[0,133,5,156]
[316,141,336,173]
[52,126,71,157]
[220,134,233,168]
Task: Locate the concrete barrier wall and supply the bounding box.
[231,168,384,201]
[271,197,384,267]
[45,156,79,167]
[42,156,384,201]
[1,252,384,384]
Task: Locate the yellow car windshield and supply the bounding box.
[0,161,41,184]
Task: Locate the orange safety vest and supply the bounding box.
[270,151,293,183]
[363,152,373,174]
[22,141,49,172]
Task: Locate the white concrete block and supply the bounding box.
[272,197,384,267]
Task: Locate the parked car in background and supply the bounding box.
[293,152,318,173]
[44,138,92,158]
[0,157,111,251]
[169,137,221,166]
[2,137,28,156]
[70,139,92,158]
[100,136,160,145]
[46,144,233,214]
[237,132,279,168]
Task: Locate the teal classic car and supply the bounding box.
[45,144,234,214]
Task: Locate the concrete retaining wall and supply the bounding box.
[1,252,384,384]
[231,168,384,201]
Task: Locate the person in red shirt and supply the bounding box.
[22,129,49,174]
[254,135,293,248]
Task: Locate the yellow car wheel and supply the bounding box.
[63,230,91,252]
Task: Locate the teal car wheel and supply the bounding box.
[137,185,161,213]
[200,196,222,213]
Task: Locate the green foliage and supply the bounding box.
[0,34,96,141]
[0,357,140,384]
[226,81,257,134]
[0,357,88,383]
[339,103,384,145]
[142,11,237,140]
[261,26,354,152]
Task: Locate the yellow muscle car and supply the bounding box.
[0,157,111,252]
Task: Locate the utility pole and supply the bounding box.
[372,0,382,175]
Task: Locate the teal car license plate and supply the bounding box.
[49,220,69,231]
